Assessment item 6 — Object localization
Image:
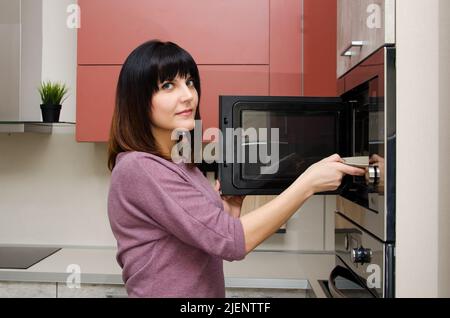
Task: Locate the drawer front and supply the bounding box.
[57,283,127,298]
[0,282,56,298]
[337,0,395,77]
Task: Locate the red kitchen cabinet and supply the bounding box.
[303,0,338,96]
[76,0,306,142]
[77,0,269,65]
[198,65,269,133]
[269,0,302,96]
[76,66,120,142]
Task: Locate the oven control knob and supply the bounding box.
[365,166,380,185]
[351,247,373,264]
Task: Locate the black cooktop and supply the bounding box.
[0,246,61,269]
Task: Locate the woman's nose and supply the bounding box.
[179,83,194,102]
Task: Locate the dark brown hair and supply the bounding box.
[108,40,201,171]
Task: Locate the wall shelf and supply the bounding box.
[0,122,76,134]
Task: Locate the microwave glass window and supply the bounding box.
[353,93,370,157]
[240,110,338,181]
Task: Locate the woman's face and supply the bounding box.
[150,74,198,132]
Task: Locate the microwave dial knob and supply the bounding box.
[365,166,380,185]
[351,247,373,264]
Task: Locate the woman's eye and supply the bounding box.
[161,82,173,90]
[186,79,195,87]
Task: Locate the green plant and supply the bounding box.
[38,81,69,105]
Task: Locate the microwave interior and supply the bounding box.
[219,96,354,195]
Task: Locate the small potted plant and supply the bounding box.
[38,81,69,123]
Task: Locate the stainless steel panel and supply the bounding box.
[335,213,385,297]
[335,213,394,298]
[337,195,386,241]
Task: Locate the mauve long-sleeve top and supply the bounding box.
[107,151,246,298]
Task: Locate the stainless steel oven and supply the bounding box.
[327,46,396,298]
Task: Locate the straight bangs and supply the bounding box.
[152,44,201,99]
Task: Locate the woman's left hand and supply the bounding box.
[215,180,246,218]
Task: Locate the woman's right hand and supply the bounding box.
[299,154,366,194]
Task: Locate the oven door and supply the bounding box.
[335,212,395,298]
[219,96,350,195]
[321,263,378,298]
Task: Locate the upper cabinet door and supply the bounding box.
[78,0,269,65]
[303,0,337,96]
[76,66,120,142]
[337,0,395,77]
[198,65,269,132]
[269,0,301,96]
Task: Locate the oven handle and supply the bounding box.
[328,265,377,298]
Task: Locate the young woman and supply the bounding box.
[107,40,365,298]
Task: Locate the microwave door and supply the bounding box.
[219,96,349,195]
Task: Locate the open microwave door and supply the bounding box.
[219,96,350,195]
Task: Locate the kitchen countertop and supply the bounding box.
[0,247,334,298]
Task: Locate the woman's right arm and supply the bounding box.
[239,154,365,254]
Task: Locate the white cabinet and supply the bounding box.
[337,0,395,77]
[225,288,310,298]
[0,281,57,298]
[0,0,20,120]
[0,0,43,123]
[0,281,127,298]
[57,283,127,298]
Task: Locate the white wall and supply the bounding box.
[21,0,43,121]
[0,130,115,246]
[41,0,77,122]
[396,0,450,297]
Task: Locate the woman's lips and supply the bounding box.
[176,109,193,116]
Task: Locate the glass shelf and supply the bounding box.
[0,121,76,133]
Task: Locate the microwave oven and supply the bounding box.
[218,95,352,196]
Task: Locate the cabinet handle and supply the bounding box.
[340,41,364,57]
